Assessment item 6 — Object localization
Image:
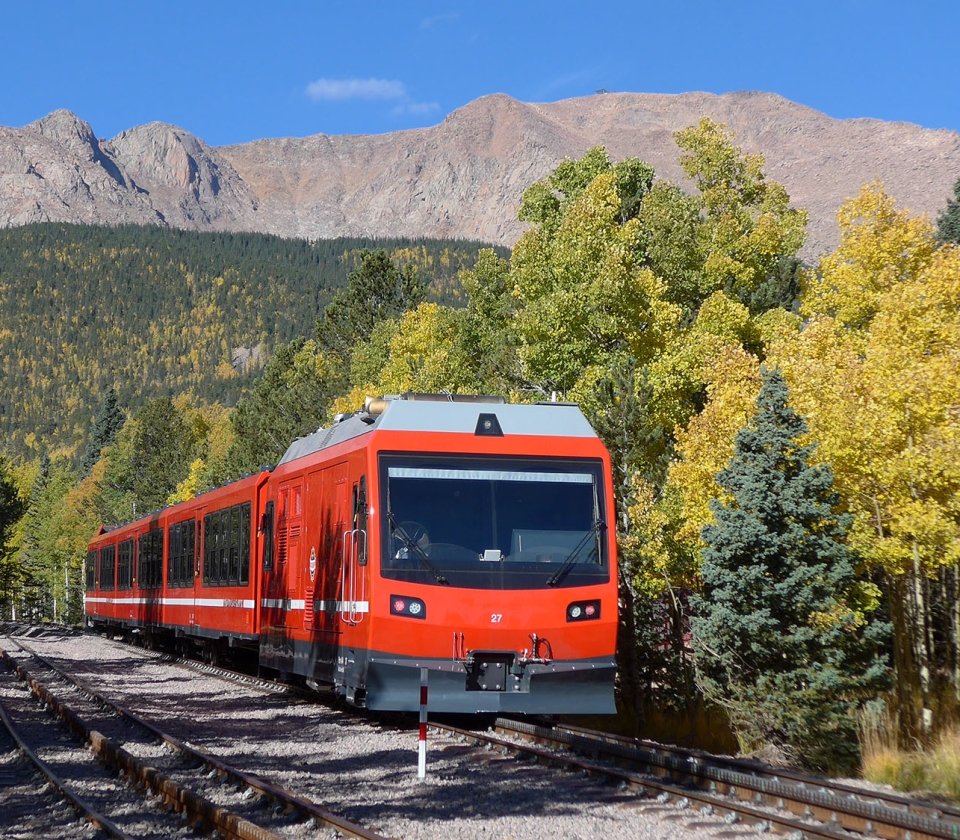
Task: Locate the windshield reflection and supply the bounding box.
[380,456,608,590]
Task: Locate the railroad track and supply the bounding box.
[0,647,180,839]
[0,635,391,840]
[16,624,955,839]
[428,717,960,840]
[546,720,960,831]
[0,681,135,838]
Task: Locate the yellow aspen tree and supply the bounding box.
[772,189,960,737]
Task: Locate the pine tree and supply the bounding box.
[80,387,124,475]
[0,457,27,617]
[691,368,889,771]
[316,250,425,363]
[128,397,201,513]
[18,454,51,618]
[207,338,336,483]
[936,177,960,245]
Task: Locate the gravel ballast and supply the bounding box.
[4,630,764,839]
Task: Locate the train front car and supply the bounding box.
[362,396,618,714]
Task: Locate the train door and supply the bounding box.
[314,464,349,659]
[190,507,205,630]
[277,478,304,630]
[341,473,369,627]
[337,468,371,702]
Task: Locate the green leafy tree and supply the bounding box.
[94,417,139,525]
[16,454,51,618]
[0,456,27,617]
[128,397,201,513]
[512,156,678,394]
[936,177,960,245]
[691,369,889,771]
[14,456,80,621]
[457,248,519,393]
[639,120,807,320]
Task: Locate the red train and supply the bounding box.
[85,394,618,714]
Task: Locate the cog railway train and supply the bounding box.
[85,394,618,714]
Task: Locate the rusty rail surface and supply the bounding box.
[488,717,960,840]
[1,638,391,840]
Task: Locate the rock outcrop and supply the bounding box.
[2,92,959,258]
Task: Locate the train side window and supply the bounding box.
[185,520,196,585]
[239,503,251,585]
[203,515,212,585]
[217,512,223,583]
[168,524,180,586]
[354,476,367,566]
[217,510,226,584]
[99,545,116,592]
[195,519,201,579]
[166,520,194,588]
[138,532,147,588]
[118,539,133,590]
[137,529,162,589]
[261,501,275,572]
[85,550,96,591]
[229,506,241,584]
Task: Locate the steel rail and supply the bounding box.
[2,648,283,840]
[492,718,960,840]
[554,720,960,823]
[2,639,391,840]
[0,691,134,839]
[432,719,867,839]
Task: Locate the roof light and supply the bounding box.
[475,413,503,436]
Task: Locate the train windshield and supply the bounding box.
[380,455,608,589]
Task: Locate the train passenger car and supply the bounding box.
[86,394,618,714]
[85,512,166,631]
[85,473,269,654]
[158,472,269,653]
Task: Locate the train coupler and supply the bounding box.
[464,651,514,692]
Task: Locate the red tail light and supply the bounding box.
[391,595,426,619]
[567,600,601,622]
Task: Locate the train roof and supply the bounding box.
[277,395,599,466]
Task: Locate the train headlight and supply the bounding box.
[567,599,601,622]
[391,595,426,619]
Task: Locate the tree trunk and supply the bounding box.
[911,550,933,736]
[889,573,920,743]
[954,565,960,703]
[616,573,644,731]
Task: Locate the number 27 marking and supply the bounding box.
[490,613,503,623]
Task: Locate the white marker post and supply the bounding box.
[418,667,428,780]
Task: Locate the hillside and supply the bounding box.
[0,224,498,458]
[2,93,959,258]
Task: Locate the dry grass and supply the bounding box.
[860,705,960,801]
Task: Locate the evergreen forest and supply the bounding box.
[0,223,500,457]
[4,124,960,780]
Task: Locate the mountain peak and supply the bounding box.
[3,93,959,256]
[30,109,97,149]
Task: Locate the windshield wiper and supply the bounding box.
[388,512,448,585]
[547,519,603,587]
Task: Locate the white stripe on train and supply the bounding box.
[84,596,369,613]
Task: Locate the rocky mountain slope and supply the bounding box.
[2,92,959,258]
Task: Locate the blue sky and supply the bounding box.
[1,2,955,146]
